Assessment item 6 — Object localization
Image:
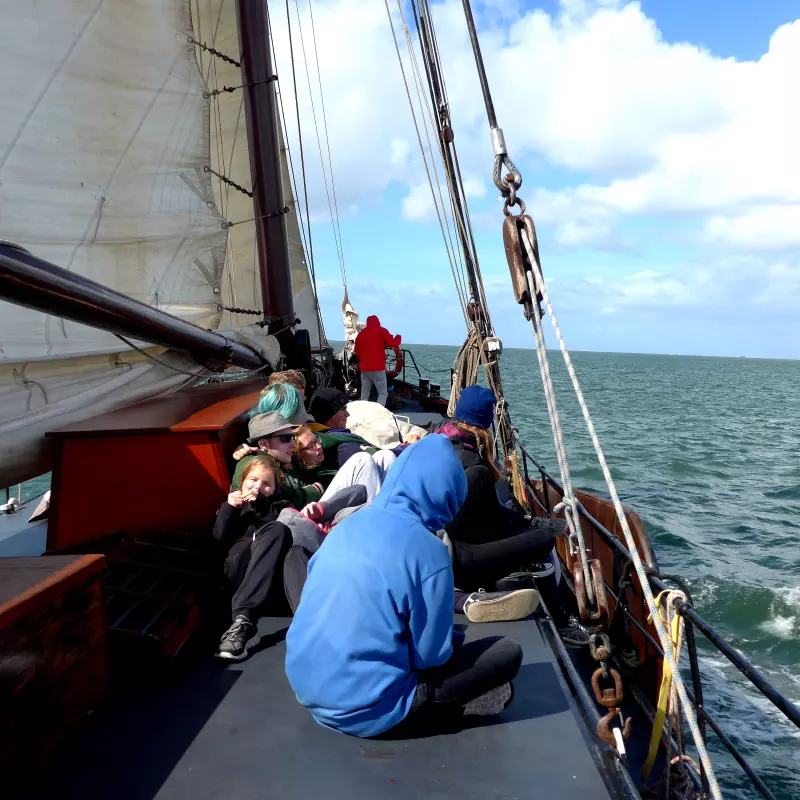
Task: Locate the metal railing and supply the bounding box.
[400,348,421,384]
[515,439,800,800]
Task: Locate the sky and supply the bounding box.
[271,0,800,358]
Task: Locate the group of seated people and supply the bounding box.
[211,368,565,738]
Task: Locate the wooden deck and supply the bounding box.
[39,614,630,800]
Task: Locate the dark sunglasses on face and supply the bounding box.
[268,433,295,444]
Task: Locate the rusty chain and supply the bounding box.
[589,631,632,750]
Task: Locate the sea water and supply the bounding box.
[405,344,800,800]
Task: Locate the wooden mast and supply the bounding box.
[236,0,298,361]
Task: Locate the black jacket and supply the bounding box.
[212,494,292,553]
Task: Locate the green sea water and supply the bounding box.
[402,344,800,800]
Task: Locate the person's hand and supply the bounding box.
[227,491,245,508]
[300,502,325,522]
[233,443,258,461]
[241,487,259,503]
[405,433,424,443]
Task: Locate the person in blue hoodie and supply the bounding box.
[285,434,523,738]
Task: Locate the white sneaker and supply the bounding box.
[463,588,540,623]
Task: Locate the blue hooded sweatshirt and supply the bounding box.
[285,435,467,737]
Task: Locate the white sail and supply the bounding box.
[0,0,319,488]
[342,290,364,352]
[195,1,325,348]
[281,132,327,349]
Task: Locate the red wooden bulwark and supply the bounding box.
[45,381,262,551]
[0,555,107,792]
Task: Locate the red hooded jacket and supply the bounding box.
[354,316,402,372]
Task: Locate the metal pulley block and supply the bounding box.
[573,559,609,623]
[502,213,545,322]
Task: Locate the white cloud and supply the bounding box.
[273,1,800,241]
[270,0,800,354]
[705,206,800,251]
[554,220,618,248]
[402,183,435,221]
[462,177,487,199]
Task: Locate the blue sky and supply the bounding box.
[273,1,800,358]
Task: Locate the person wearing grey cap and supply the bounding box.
[231,412,324,508]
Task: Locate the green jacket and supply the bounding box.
[230,455,322,508]
[317,429,378,473]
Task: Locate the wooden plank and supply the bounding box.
[0,555,108,797]
[46,381,262,438]
[0,554,105,628]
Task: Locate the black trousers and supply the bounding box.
[381,636,523,737]
[447,465,528,546]
[224,521,292,621]
[452,525,559,591]
[283,544,312,613]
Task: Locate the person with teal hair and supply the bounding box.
[252,383,307,423]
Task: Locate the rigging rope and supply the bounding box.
[413,0,494,326]
[519,227,721,799]
[193,13,250,326]
[306,0,348,293]
[642,590,689,787]
[524,268,594,605]
[397,0,472,314]
[278,0,326,348]
[383,0,470,325]
[291,0,348,293]
[114,335,215,378]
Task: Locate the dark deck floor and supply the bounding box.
[43,613,620,800]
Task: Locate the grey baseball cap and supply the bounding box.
[247,412,293,445]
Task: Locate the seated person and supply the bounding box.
[267,369,309,404]
[440,385,564,547]
[231,412,324,507]
[289,418,545,625]
[213,455,295,661]
[293,424,387,505]
[253,382,310,425]
[286,435,523,738]
[307,387,401,482]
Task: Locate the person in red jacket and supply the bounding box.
[354,315,401,406]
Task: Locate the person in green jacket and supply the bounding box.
[230,412,323,508]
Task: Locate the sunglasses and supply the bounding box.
[267,433,295,444]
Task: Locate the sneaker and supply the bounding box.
[463,682,514,716]
[463,588,540,623]
[529,518,568,539]
[557,616,593,648]
[216,616,257,661]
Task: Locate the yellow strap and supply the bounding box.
[641,592,682,784]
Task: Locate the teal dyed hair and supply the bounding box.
[252,383,303,423]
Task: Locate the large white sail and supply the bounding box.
[0,0,321,488]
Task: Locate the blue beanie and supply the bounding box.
[454,385,496,429]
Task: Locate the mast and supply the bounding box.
[236,0,297,347]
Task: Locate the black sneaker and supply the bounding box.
[463,589,539,623]
[558,616,593,648]
[463,682,514,716]
[216,615,257,661]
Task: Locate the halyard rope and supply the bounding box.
[519,227,721,799]
[524,271,594,604]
